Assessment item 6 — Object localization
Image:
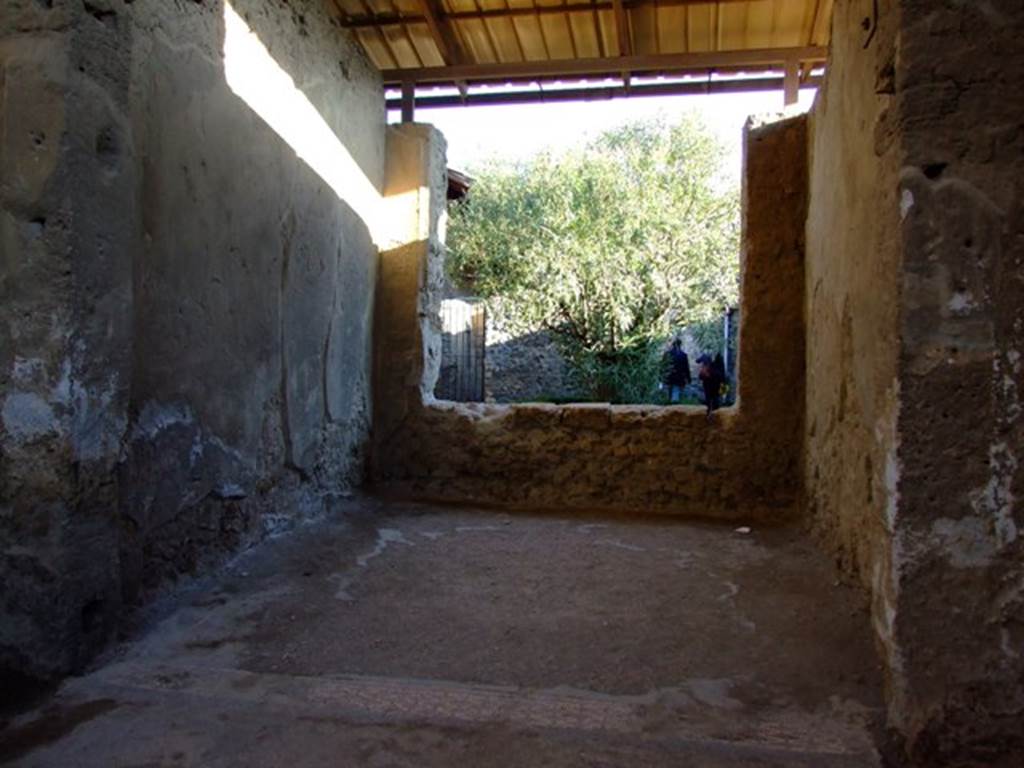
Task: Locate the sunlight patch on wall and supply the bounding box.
[223,1,421,249]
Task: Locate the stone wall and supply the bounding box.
[803,0,903,724]
[484,328,576,403]
[891,1,1024,762]
[0,0,383,683]
[372,116,807,520]
[806,1,1024,762]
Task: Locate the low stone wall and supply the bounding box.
[373,116,808,520]
[379,401,798,518]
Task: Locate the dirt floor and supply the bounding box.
[0,497,887,766]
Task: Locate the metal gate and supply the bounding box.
[435,299,486,402]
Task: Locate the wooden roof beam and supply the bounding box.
[385,74,824,109]
[343,0,760,29]
[381,46,828,85]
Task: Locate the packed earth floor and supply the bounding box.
[1,499,888,766]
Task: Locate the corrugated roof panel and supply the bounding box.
[813,0,833,45]
[630,6,657,56]
[684,5,716,53]
[596,9,616,57]
[391,0,420,16]
[381,23,423,67]
[657,8,691,55]
[355,28,396,69]
[352,0,831,98]
[410,21,447,65]
[486,18,529,60]
[718,3,751,51]
[336,0,367,17]
[508,17,551,59]
[456,19,496,62]
[743,1,780,50]
[568,10,603,58]
[765,1,799,48]
[538,14,575,59]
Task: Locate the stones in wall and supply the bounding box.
[0,0,383,684]
[484,329,575,403]
[805,1,1024,762]
[890,1,1024,762]
[373,116,807,519]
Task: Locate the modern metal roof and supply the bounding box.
[331,0,832,110]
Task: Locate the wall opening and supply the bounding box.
[427,115,749,409]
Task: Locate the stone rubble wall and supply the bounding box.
[806,1,1024,762]
[373,117,807,520]
[0,0,383,683]
[890,1,1024,762]
[484,328,576,403]
[803,0,904,730]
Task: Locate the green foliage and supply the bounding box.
[446,115,740,402]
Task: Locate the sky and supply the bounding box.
[387,86,817,178]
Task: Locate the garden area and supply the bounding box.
[443,115,741,406]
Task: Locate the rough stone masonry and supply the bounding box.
[372,116,808,521]
[0,0,1022,765]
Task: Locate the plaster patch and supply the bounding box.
[133,401,195,440]
[871,558,897,642]
[214,482,247,499]
[1,392,60,442]
[947,291,977,314]
[10,357,45,387]
[357,528,412,568]
[686,679,743,710]
[900,188,914,220]
[931,516,1000,568]
[1001,628,1019,660]
[594,538,646,553]
[70,371,125,462]
[189,434,204,466]
[52,359,72,406]
[975,441,1018,547]
[1007,349,1021,371]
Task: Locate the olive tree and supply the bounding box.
[446,115,739,402]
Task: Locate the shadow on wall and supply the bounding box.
[483,329,576,404]
[222,0,385,240]
[0,0,394,685]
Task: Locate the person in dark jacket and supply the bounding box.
[663,338,691,402]
[697,353,723,418]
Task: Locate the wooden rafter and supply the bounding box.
[342,0,766,29]
[564,0,580,59]
[808,0,823,44]
[611,0,632,56]
[381,45,828,85]
[592,5,606,58]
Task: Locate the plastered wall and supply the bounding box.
[807,1,1024,763]
[0,0,383,683]
[372,117,808,520]
[804,0,903,716]
[892,1,1024,762]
